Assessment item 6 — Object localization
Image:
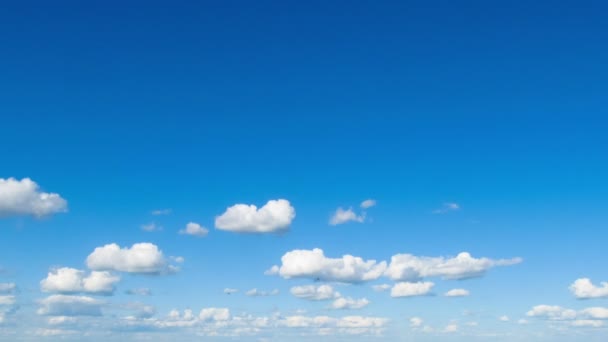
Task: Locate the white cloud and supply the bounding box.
[517,319,528,325]
[37,295,103,316]
[291,285,340,301]
[215,199,295,233]
[199,308,231,321]
[0,296,15,306]
[179,222,209,237]
[329,207,365,225]
[390,281,434,297]
[432,202,460,214]
[40,267,120,295]
[372,284,391,292]
[86,243,178,274]
[571,320,604,328]
[499,315,510,322]
[410,317,423,328]
[569,278,608,299]
[0,283,16,294]
[224,288,238,295]
[246,288,279,297]
[269,248,387,283]
[0,178,67,217]
[141,222,162,232]
[443,323,458,333]
[526,305,578,320]
[330,297,370,310]
[445,288,470,297]
[360,199,377,209]
[385,252,522,281]
[151,209,172,216]
[580,307,608,319]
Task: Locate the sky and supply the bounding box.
[0,1,607,341]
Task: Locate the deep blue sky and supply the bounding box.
[1,1,607,341]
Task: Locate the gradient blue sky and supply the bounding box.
[1,1,607,341]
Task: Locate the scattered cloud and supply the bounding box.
[329,207,365,225]
[570,278,608,299]
[141,222,162,232]
[215,199,295,233]
[432,202,460,214]
[0,283,16,294]
[443,323,458,333]
[268,248,387,283]
[290,285,340,301]
[37,295,104,316]
[445,288,470,297]
[330,297,370,310]
[410,317,423,328]
[526,305,608,323]
[125,288,152,296]
[0,296,16,306]
[179,222,209,237]
[86,243,179,274]
[360,199,377,209]
[223,288,238,295]
[385,252,522,281]
[390,281,434,298]
[151,209,172,216]
[0,177,68,217]
[40,268,120,295]
[499,315,510,322]
[246,288,279,297]
[372,284,391,292]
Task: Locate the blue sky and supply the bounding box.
[1,1,607,340]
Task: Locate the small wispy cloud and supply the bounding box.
[432,202,460,214]
[141,222,163,232]
[151,209,172,216]
[360,199,377,209]
[223,288,238,295]
[246,288,279,297]
[329,207,365,225]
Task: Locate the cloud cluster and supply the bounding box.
[268,248,387,283]
[40,268,120,295]
[0,178,67,217]
[37,295,104,317]
[215,199,296,233]
[385,252,522,281]
[291,285,340,301]
[269,249,521,284]
[570,278,608,299]
[246,288,279,297]
[86,243,179,274]
[527,304,608,327]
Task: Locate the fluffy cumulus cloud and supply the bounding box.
[329,207,365,225]
[86,243,178,274]
[360,199,377,209]
[246,288,279,297]
[390,281,434,297]
[445,288,470,297]
[179,222,209,237]
[37,295,103,316]
[526,305,608,328]
[0,177,68,217]
[215,199,295,233]
[330,297,370,310]
[41,268,120,295]
[385,252,522,281]
[570,278,608,299]
[268,248,387,283]
[290,285,340,301]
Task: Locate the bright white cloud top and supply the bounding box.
[569,278,608,299]
[385,252,522,280]
[40,268,120,295]
[215,199,295,233]
[267,248,387,283]
[179,222,209,237]
[444,288,470,297]
[390,281,434,297]
[0,178,67,217]
[86,243,179,274]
